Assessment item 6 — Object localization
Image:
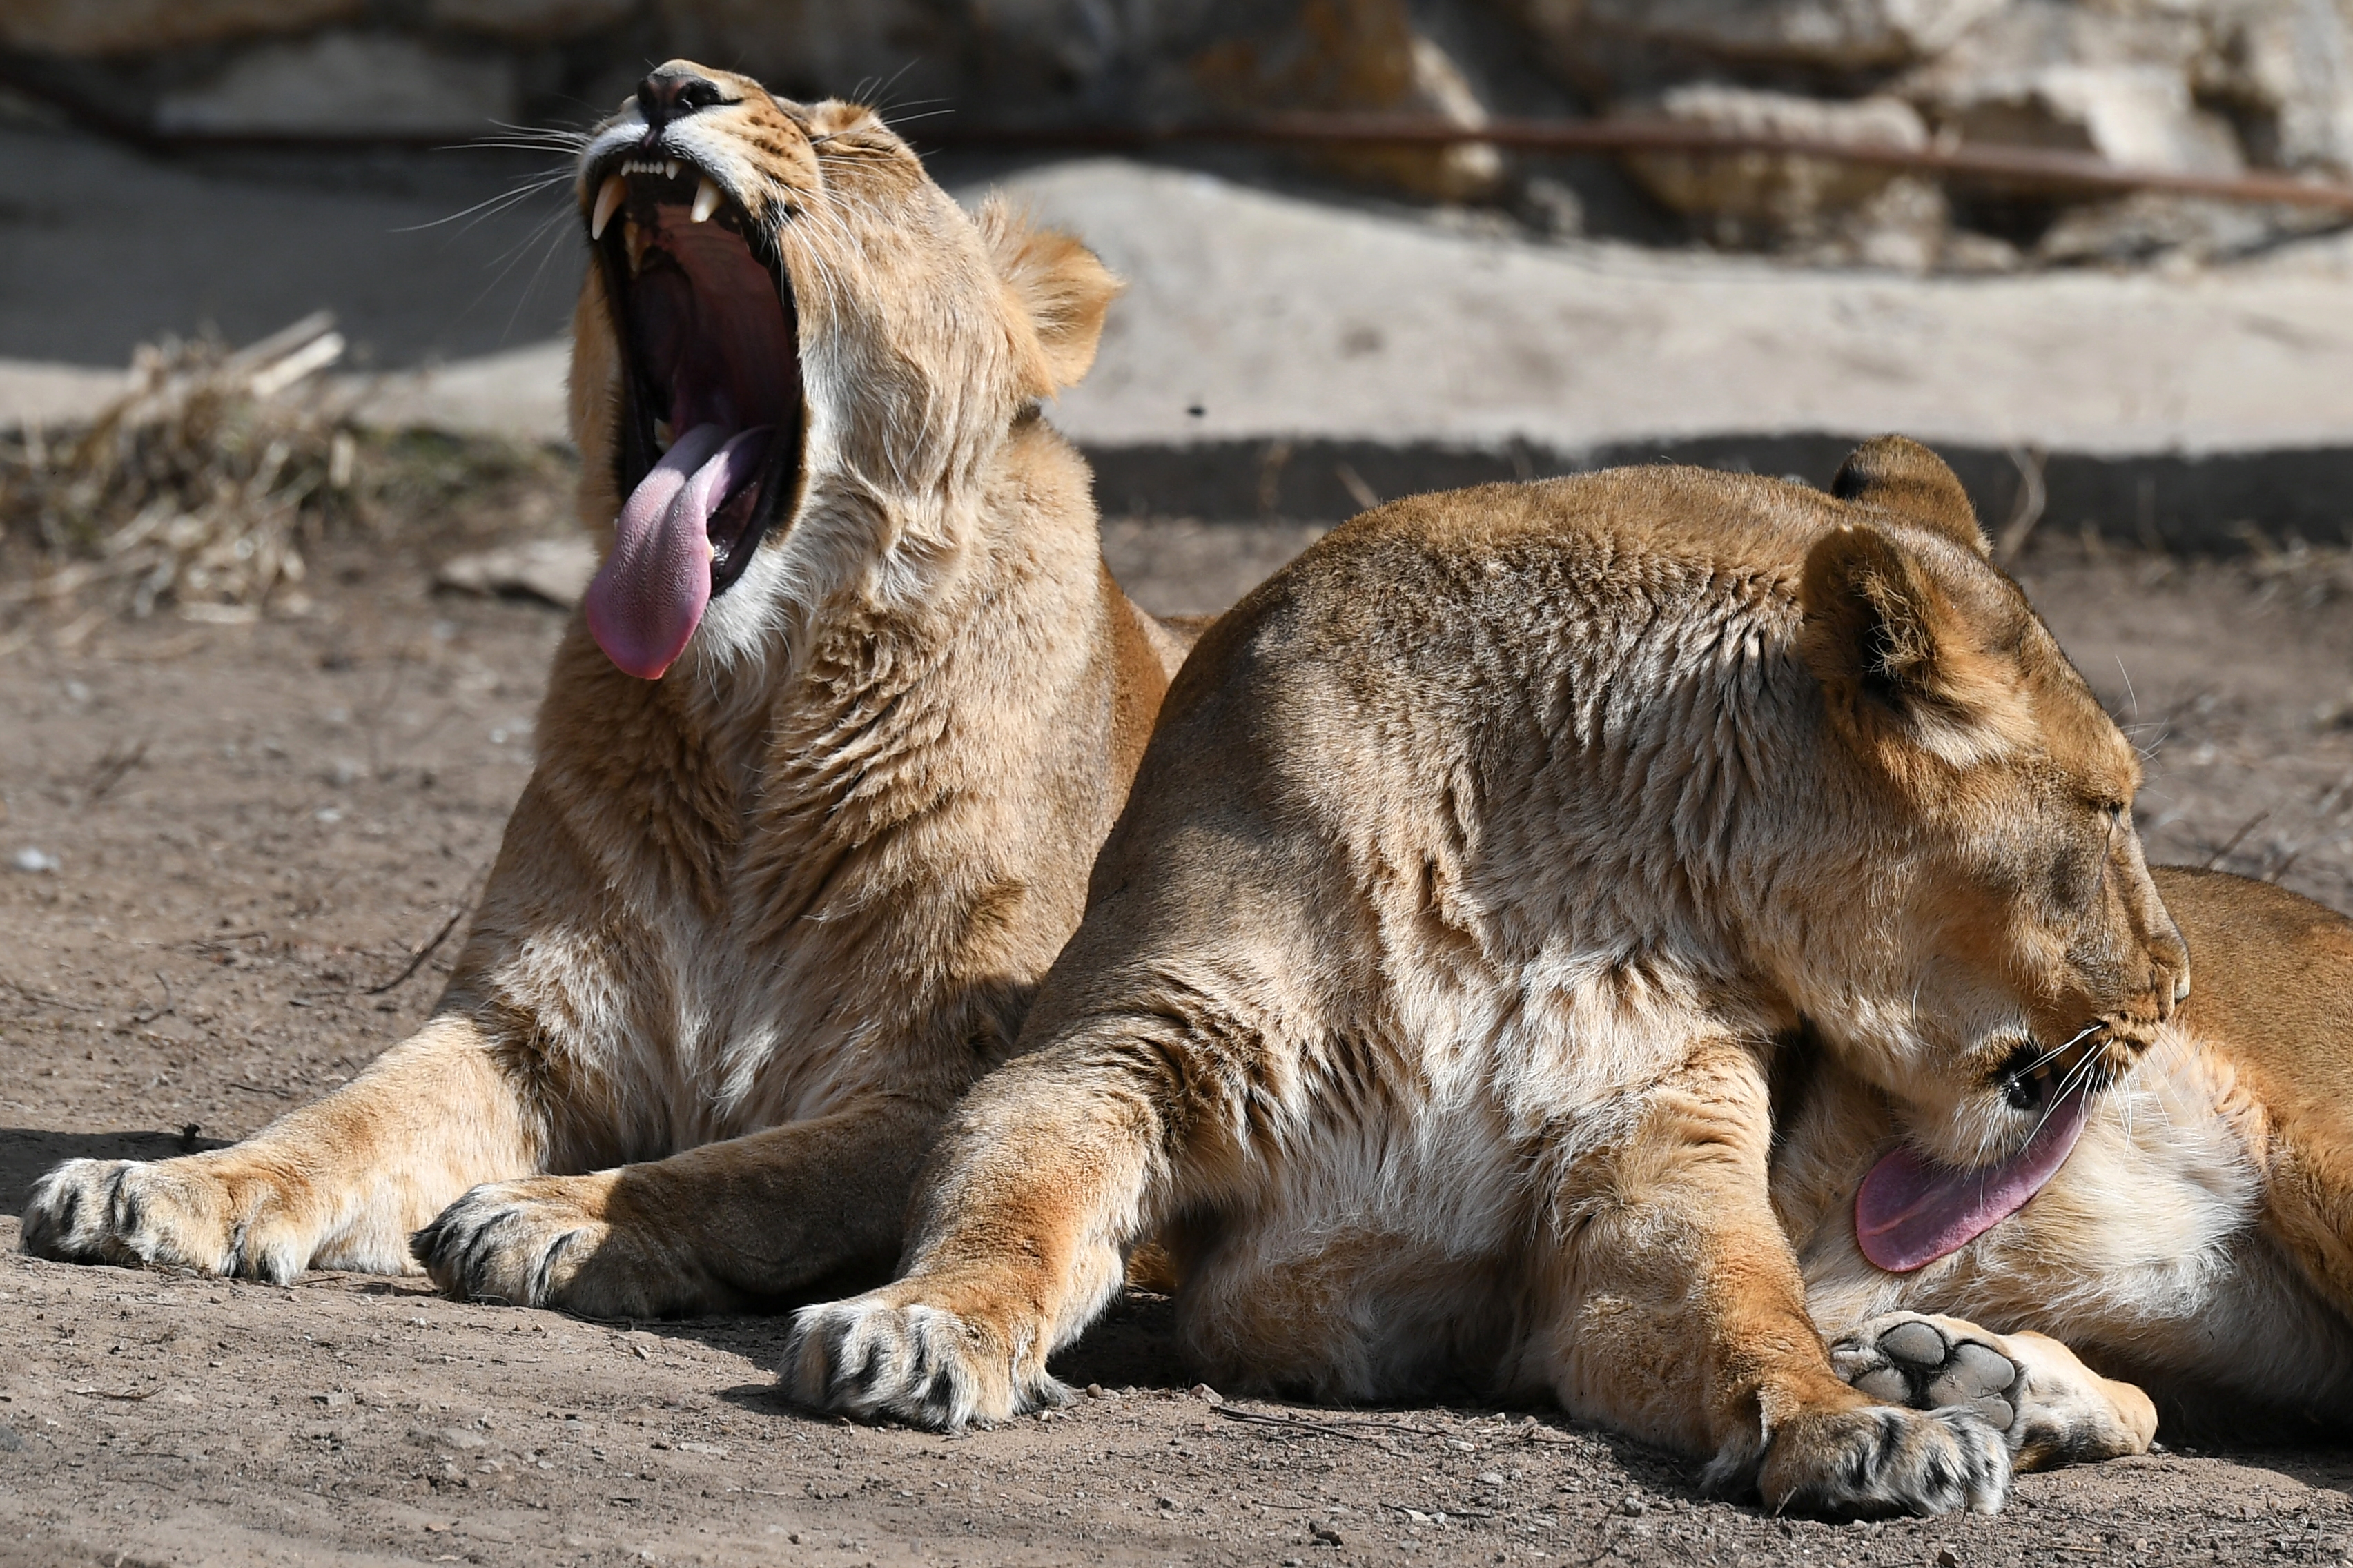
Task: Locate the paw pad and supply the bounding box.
[1841,1316,2021,1433]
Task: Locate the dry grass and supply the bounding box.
[0,315,578,645]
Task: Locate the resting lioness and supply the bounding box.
[23,63,1194,1316]
[788,437,2189,1517]
[1783,864,2353,1464]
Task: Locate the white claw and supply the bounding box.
[692,177,721,223]
[591,173,625,240]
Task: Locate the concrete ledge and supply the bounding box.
[1086,436,2353,551]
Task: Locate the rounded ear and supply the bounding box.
[1800,523,1944,709]
[1830,435,1986,557]
[976,193,1122,393]
[1799,523,2033,764]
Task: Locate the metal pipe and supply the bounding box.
[7,50,2350,218]
[928,113,2353,213]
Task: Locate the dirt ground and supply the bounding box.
[3,504,2353,1567]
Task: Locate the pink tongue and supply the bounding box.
[1855,1084,2093,1273]
[583,423,768,680]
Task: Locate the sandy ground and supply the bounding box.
[3,513,2353,1567]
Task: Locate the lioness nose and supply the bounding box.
[638,64,728,131]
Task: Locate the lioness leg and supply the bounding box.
[788,1041,1164,1429]
[1532,1040,2009,1516]
[1828,1312,2156,1470]
[413,1094,944,1317]
[22,1016,539,1282]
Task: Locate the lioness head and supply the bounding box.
[569,62,1119,679]
[1786,438,2187,1175]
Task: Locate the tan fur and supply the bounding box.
[21,62,1195,1315]
[1789,866,2353,1458]
[788,437,2187,1518]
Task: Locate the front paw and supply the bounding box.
[1746,1402,2009,1518]
[1833,1312,2152,1469]
[412,1175,629,1312]
[22,1155,322,1283]
[786,1288,1070,1431]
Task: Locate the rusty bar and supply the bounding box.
[923,113,2353,214]
[6,49,2350,219]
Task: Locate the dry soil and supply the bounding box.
[3,518,2352,1568]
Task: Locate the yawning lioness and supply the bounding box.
[23,63,1194,1316]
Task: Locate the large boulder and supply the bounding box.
[1505,0,2015,90]
[0,0,360,57]
[153,33,520,136]
[1895,0,2241,173]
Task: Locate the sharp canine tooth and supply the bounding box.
[665,159,681,180]
[591,173,625,239]
[692,177,721,223]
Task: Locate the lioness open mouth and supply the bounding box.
[582,154,805,680]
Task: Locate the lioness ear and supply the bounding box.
[1830,435,1987,557]
[1799,523,2031,763]
[977,194,1122,393]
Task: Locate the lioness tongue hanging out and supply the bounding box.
[22,62,1201,1326]
[580,152,797,678]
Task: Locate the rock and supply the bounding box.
[1182,0,1507,202]
[1505,0,2014,88]
[11,847,60,874]
[154,33,520,137]
[2184,0,2353,174]
[2034,190,2328,266]
[1896,1,2242,175]
[0,0,360,57]
[1621,86,1933,246]
[434,538,598,608]
[427,0,636,43]
[652,0,957,104]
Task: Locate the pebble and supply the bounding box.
[11,847,59,874]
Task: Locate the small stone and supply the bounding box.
[1478,1471,1505,1486]
[1156,1496,1177,1511]
[1189,1383,1223,1404]
[1936,1547,1962,1568]
[1621,1496,1647,1516]
[10,847,59,874]
[1085,1383,1104,1398]
[1311,1525,1345,1546]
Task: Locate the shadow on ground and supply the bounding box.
[1,1128,229,1213]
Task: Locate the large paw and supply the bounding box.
[411,1174,726,1317]
[786,1289,1070,1431]
[1747,1401,2009,1517]
[21,1155,329,1283]
[1832,1313,2154,1469]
